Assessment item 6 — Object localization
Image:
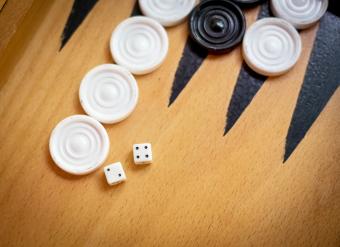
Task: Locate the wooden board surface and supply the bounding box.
[0,0,339,246]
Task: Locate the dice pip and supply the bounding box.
[104,162,126,185]
[133,143,152,165]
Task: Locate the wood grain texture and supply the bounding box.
[0,0,34,58]
[0,0,339,246]
[0,0,6,11]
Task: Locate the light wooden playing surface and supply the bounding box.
[0,1,339,246]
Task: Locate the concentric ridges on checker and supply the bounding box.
[110,16,169,75]
[79,64,139,124]
[49,115,110,175]
[270,0,329,29]
[139,0,197,27]
[189,0,246,53]
[242,17,302,76]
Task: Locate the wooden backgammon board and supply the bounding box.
[0,0,339,246]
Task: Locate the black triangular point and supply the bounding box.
[60,0,99,50]
[59,0,139,51]
[224,2,270,135]
[224,64,267,134]
[131,0,142,16]
[169,38,208,106]
[283,12,340,162]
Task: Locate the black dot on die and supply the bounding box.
[107,168,110,171]
[137,155,140,159]
[118,173,121,177]
[144,146,148,149]
[145,154,149,158]
[136,146,139,150]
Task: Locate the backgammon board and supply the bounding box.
[0,0,339,246]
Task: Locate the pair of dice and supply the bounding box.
[104,143,152,185]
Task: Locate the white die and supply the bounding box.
[133,143,152,165]
[104,162,126,185]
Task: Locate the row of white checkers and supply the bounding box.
[243,0,329,76]
[49,0,328,182]
[49,1,198,184]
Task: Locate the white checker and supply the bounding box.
[110,16,169,75]
[104,162,127,185]
[49,115,110,175]
[79,64,139,124]
[133,143,153,165]
[242,18,302,77]
[270,0,328,29]
[139,0,197,27]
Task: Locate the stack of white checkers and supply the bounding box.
[49,0,198,185]
[242,0,328,76]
